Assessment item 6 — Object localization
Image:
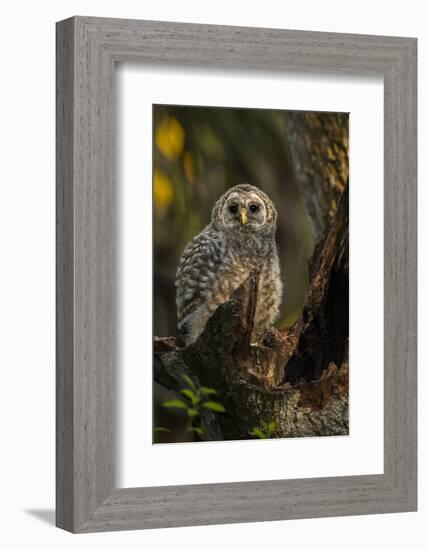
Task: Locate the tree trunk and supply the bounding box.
[154,112,349,441]
[285,111,349,240]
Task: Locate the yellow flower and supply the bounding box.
[153,168,173,217]
[155,117,185,160]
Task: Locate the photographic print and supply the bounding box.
[153,105,349,444]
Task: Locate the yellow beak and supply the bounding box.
[240,208,248,226]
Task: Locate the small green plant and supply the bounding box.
[249,420,277,439]
[157,373,225,440]
[153,427,171,434]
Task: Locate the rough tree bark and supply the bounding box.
[154,112,349,441]
[285,111,349,240]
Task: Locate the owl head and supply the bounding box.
[211,184,278,235]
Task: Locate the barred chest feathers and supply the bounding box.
[175,184,283,345]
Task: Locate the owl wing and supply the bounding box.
[175,227,225,339]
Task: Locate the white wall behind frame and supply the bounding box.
[2,1,425,548]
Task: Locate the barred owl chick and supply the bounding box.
[175,184,283,345]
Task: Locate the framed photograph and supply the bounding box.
[56,16,417,532]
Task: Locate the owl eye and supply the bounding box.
[249,203,259,213]
[229,204,239,214]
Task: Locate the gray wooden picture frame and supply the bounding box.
[56,16,417,533]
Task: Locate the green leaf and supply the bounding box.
[202,401,226,413]
[154,427,171,433]
[180,388,200,406]
[187,408,199,418]
[250,428,266,439]
[267,421,277,436]
[200,387,217,396]
[162,399,188,410]
[187,427,203,436]
[181,373,197,391]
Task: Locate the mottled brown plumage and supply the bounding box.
[175,184,283,344]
